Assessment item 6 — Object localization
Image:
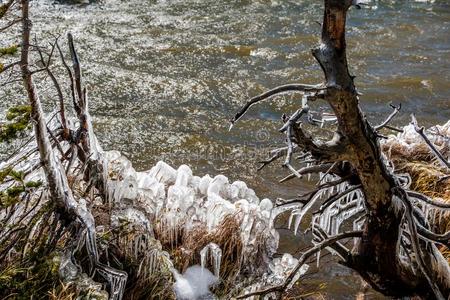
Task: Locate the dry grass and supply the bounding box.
[154,214,246,297]
[47,282,76,300]
[382,132,450,263]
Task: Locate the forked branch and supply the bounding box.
[230,83,325,126]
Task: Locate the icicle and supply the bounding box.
[200,243,222,278]
[316,251,321,268]
[292,192,322,235]
[307,163,312,181]
[200,247,207,271]
[175,165,192,187]
[199,174,212,195]
[424,204,430,225]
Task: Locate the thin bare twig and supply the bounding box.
[230,83,324,126]
[236,231,363,299]
[375,103,401,131]
[407,190,450,209]
[394,187,445,300]
[35,37,69,138]
[0,18,21,32]
[411,114,450,170]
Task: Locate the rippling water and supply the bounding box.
[1,0,449,298]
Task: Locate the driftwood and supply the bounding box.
[232,0,450,299]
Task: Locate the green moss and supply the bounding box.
[1,105,31,143]
[25,180,42,188]
[6,105,32,120]
[0,166,42,208]
[0,166,12,183]
[0,44,18,56]
[0,189,21,208]
[9,169,24,182]
[0,252,64,299]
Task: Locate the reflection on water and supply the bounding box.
[0,0,449,298]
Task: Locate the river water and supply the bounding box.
[1,0,449,298]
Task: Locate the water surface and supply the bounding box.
[1,0,449,298]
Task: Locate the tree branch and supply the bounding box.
[279,163,334,183]
[407,190,450,210]
[394,187,445,300]
[230,83,325,126]
[375,104,401,131]
[236,231,363,299]
[411,114,450,170]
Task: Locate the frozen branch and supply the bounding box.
[19,1,126,297]
[230,83,325,126]
[279,163,334,183]
[394,187,445,300]
[407,190,450,210]
[411,114,450,170]
[374,104,401,131]
[416,223,450,247]
[236,231,363,299]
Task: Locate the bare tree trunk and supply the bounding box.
[233,1,450,299]
[19,1,127,298]
[313,1,449,298]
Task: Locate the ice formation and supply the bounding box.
[287,172,366,238]
[0,115,306,298]
[382,121,450,208]
[99,152,300,296]
[172,265,218,300]
[200,243,222,278]
[242,253,309,297]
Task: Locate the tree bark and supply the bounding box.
[314,1,450,298]
[19,1,127,298]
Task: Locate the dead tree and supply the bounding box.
[232,1,450,299]
[21,2,127,300]
[0,0,127,298]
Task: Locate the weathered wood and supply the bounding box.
[19,1,127,298]
[313,1,450,298]
[234,0,450,298]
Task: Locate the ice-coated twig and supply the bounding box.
[312,225,349,260]
[236,231,363,299]
[407,190,450,210]
[411,114,450,170]
[318,185,362,213]
[394,187,444,300]
[257,147,288,171]
[230,83,325,126]
[416,223,450,248]
[279,163,334,183]
[375,104,401,131]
